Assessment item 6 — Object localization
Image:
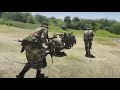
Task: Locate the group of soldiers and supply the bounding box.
[16,21,94,78]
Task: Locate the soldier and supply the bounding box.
[68,33,73,47]
[62,33,71,49]
[51,35,64,55]
[83,28,94,56]
[70,32,76,45]
[16,21,49,78]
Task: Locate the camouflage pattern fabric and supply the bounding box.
[25,45,47,69]
[84,30,94,55]
[21,27,49,69]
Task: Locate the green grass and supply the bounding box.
[49,26,84,36]
[94,37,118,46]
[0,19,40,29]
[95,30,120,38]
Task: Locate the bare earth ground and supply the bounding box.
[0,25,120,78]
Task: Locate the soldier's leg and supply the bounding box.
[71,41,73,47]
[36,69,43,78]
[68,42,71,49]
[36,56,46,78]
[84,40,89,56]
[43,56,47,68]
[90,41,92,49]
[88,41,92,55]
[65,42,67,48]
[16,62,31,78]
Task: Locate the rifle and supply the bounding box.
[13,39,25,52]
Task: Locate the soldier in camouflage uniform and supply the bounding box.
[70,32,76,45]
[68,33,73,47]
[16,21,49,78]
[62,33,71,49]
[84,28,94,56]
[50,35,64,55]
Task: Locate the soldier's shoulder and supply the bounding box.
[34,27,43,31]
[89,30,93,32]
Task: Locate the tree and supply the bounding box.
[72,17,80,23]
[71,17,81,29]
[64,16,71,28]
[34,14,48,24]
[49,16,58,26]
[27,16,35,24]
[109,23,120,34]
[0,12,4,18]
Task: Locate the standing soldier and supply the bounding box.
[16,21,49,78]
[83,28,94,56]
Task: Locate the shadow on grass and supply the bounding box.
[54,52,67,57]
[85,54,95,58]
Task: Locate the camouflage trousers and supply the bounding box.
[84,40,92,55]
[25,45,47,70]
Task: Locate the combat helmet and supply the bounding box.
[41,21,48,28]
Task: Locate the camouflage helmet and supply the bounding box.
[64,33,67,35]
[41,21,48,28]
[87,27,92,30]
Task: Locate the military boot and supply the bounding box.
[16,72,25,78]
[36,70,45,78]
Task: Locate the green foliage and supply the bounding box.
[71,17,81,30]
[109,23,120,34]
[95,30,120,38]
[1,12,120,35]
[64,16,71,28]
[34,14,48,24]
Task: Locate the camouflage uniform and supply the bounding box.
[70,33,76,45]
[17,22,49,78]
[51,37,64,54]
[62,33,71,49]
[84,30,94,56]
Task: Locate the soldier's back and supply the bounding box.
[84,30,94,40]
[53,38,63,47]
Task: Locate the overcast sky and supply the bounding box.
[31,12,120,21]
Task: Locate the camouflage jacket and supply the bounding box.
[84,30,94,41]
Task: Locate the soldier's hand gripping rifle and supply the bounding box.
[17,39,25,53]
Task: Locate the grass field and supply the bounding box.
[0,24,120,78]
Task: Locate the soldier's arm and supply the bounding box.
[92,31,94,38]
[41,28,49,46]
[83,32,86,40]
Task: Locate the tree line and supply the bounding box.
[0,12,120,34]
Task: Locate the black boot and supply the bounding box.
[16,72,25,78]
[16,63,31,78]
[36,70,45,78]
